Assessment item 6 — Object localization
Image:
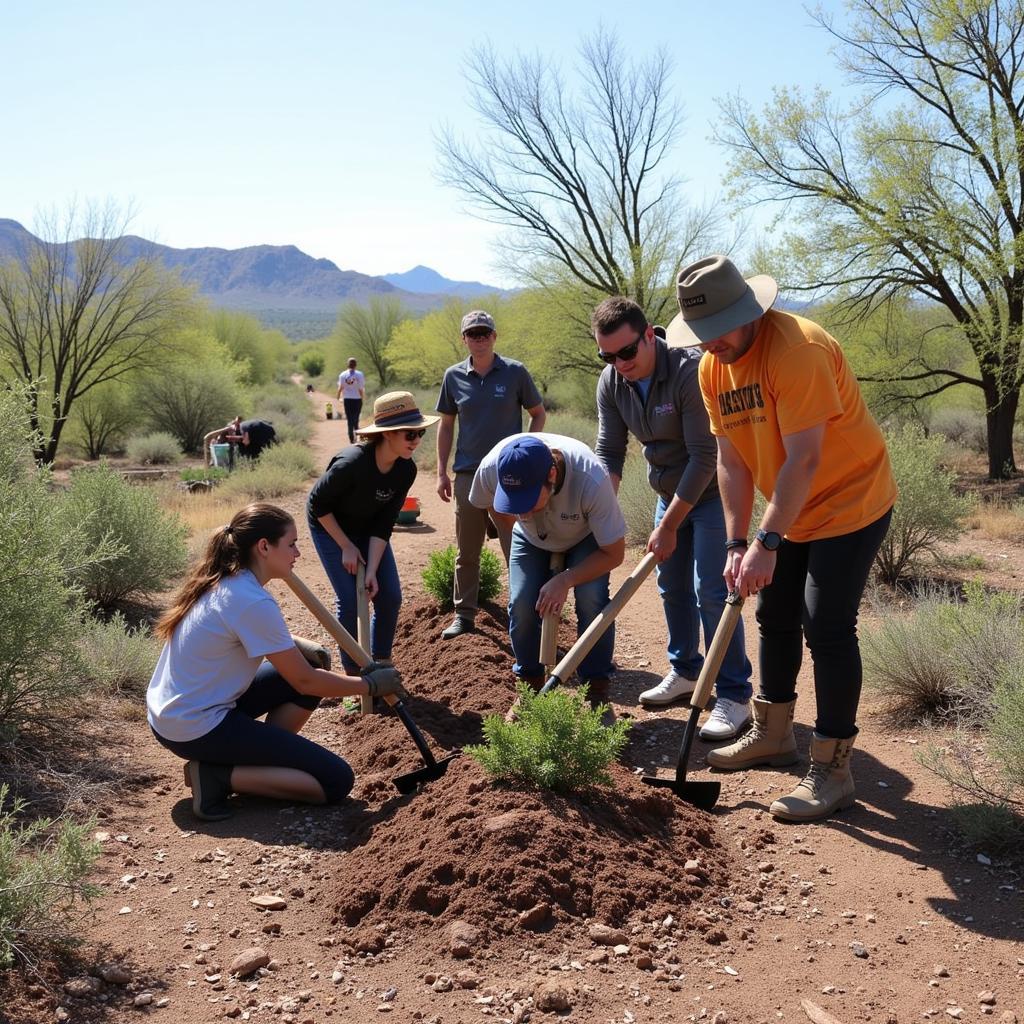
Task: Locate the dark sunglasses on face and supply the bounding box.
[596,330,645,365]
[403,428,427,440]
[464,329,493,340]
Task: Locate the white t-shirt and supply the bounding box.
[338,369,365,400]
[470,432,626,552]
[146,570,294,742]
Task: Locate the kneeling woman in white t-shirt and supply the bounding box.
[147,502,405,821]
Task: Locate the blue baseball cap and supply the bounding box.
[494,436,552,515]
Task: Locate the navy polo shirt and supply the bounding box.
[435,354,543,474]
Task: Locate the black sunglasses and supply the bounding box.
[464,329,493,340]
[403,428,427,440]
[596,330,645,365]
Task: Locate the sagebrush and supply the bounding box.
[422,544,504,608]
[126,431,182,465]
[466,684,630,792]
[77,613,160,696]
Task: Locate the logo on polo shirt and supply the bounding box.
[654,402,675,416]
[495,384,506,395]
[560,512,580,521]
[376,489,395,502]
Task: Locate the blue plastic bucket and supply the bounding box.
[211,443,231,467]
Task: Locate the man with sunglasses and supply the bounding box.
[435,310,546,639]
[593,296,754,740]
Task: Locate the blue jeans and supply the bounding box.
[508,530,613,681]
[655,494,752,702]
[309,526,401,673]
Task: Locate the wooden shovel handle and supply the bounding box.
[355,564,374,714]
[539,551,566,669]
[549,551,657,683]
[688,592,744,711]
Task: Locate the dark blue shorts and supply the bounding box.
[151,662,354,803]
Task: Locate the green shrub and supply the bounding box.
[864,583,1024,725]
[257,439,318,478]
[466,684,630,792]
[77,613,160,696]
[249,382,314,445]
[0,785,102,967]
[422,544,503,608]
[62,465,189,609]
[217,460,306,501]
[875,424,974,585]
[126,431,182,465]
[930,406,988,454]
[299,350,325,377]
[180,466,229,483]
[69,381,141,459]
[543,410,597,448]
[616,453,657,545]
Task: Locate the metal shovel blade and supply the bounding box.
[640,774,721,811]
[392,753,460,795]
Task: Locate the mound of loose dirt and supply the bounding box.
[330,598,730,955]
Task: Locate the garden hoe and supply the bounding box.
[641,591,744,810]
[283,572,458,795]
[538,551,658,696]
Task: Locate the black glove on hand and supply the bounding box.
[363,666,408,701]
[293,636,331,670]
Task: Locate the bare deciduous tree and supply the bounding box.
[332,296,405,387]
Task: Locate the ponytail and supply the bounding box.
[155,503,294,641]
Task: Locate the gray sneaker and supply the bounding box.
[441,616,474,639]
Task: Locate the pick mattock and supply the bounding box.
[283,571,458,795]
[641,591,744,810]
[538,551,657,696]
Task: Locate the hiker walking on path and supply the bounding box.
[307,392,438,675]
[667,255,896,822]
[593,296,754,741]
[337,357,366,444]
[435,310,546,640]
[470,433,625,709]
[146,502,406,822]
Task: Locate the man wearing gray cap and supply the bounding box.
[667,255,896,822]
[435,310,546,639]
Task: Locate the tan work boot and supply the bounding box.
[770,732,856,822]
[706,696,798,770]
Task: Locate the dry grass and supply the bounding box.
[152,482,239,555]
[969,499,1024,542]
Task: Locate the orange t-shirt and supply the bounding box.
[698,310,896,542]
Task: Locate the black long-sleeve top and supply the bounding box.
[306,444,416,542]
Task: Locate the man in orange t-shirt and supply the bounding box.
[666,255,896,823]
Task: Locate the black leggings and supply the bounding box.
[343,398,362,444]
[756,508,892,739]
[152,662,354,803]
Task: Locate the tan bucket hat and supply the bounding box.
[665,255,778,348]
[356,391,440,435]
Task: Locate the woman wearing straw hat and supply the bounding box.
[307,392,439,674]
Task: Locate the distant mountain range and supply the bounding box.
[0,219,509,320]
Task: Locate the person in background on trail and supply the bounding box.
[435,310,546,640]
[146,502,407,822]
[667,255,896,823]
[593,296,754,741]
[307,392,439,676]
[226,418,277,460]
[470,433,626,710]
[203,415,242,466]
[337,357,366,444]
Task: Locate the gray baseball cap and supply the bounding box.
[461,310,496,334]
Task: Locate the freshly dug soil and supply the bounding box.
[330,598,729,955]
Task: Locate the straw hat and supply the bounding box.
[665,255,778,347]
[356,391,440,435]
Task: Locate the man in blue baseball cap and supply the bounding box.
[470,433,626,709]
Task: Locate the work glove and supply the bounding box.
[362,666,408,701]
[292,635,331,670]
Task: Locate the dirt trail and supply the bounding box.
[5,387,1021,1024]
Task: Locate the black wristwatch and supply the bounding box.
[724,538,748,551]
[755,528,783,551]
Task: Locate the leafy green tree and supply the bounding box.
[69,378,144,459]
[330,296,406,386]
[718,0,1024,478]
[210,309,288,386]
[0,202,193,463]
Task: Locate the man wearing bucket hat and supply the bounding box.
[665,255,896,822]
[307,392,439,674]
[592,296,754,740]
[435,310,546,640]
[469,433,626,708]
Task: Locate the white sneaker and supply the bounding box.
[699,697,752,741]
[639,669,697,706]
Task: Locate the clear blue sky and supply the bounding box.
[2,1,849,287]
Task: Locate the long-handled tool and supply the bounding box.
[538,552,657,695]
[355,563,374,715]
[538,551,566,674]
[283,572,458,795]
[641,592,744,810]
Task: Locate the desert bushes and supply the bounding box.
[422,544,503,608]
[126,431,182,465]
[76,613,160,696]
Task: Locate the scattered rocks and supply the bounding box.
[534,979,574,1013]
[705,928,728,945]
[588,923,629,946]
[934,965,951,978]
[636,953,654,970]
[64,977,102,998]
[449,920,479,959]
[850,941,868,959]
[518,902,550,929]
[97,963,132,985]
[978,992,997,1006]
[454,970,480,989]
[228,947,271,976]
[249,895,287,911]
[133,992,154,1008]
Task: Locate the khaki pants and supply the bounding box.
[453,472,511,618]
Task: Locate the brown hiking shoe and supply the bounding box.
[770,732,857,822]
[706,696,798,770]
